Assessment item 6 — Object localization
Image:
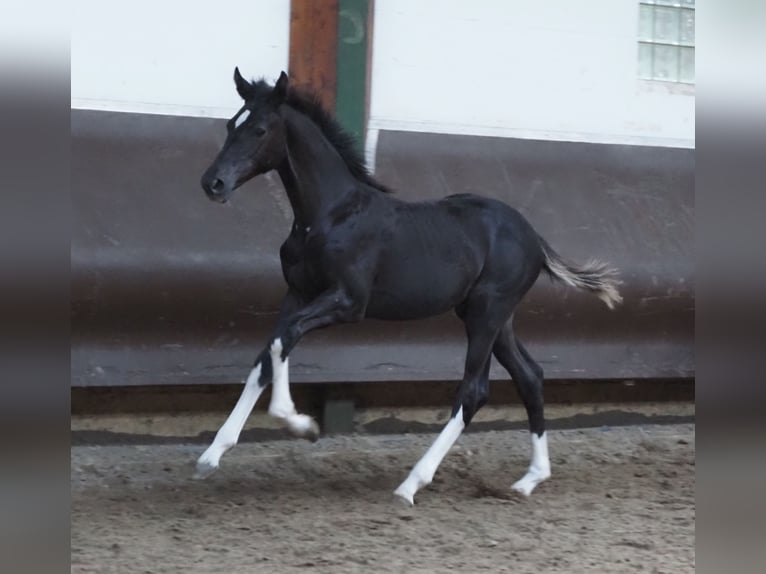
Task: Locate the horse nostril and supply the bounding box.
[210,178,225,194]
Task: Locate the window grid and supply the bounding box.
[638,0,695,84]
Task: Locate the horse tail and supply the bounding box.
[538,235,623,310]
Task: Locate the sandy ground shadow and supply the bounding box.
[72,424,694,573]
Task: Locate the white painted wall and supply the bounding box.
[370,0,695,147]
[70,0,290,118]
[71,0,694,147]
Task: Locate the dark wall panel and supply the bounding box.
[71,110,694,387]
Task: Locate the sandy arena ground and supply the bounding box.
[71,424,695,573]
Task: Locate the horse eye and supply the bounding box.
[254,126,266,137]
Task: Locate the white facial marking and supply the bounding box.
[394,407,466,505]
[234,109,250,128]
[196,364,264,476]
[511,432,551,496]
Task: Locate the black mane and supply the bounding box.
[283,88,392,194]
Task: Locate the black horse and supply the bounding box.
[197,69,622,505]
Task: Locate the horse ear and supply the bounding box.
[273,71,289,103]
[233,67,254,100]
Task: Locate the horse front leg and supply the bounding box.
[275,287,366,357]
[195,288,364,478]
[194,290,311,478]
[260,287,366,441]
[266,336,319,441]
[194,347,272,478]
[258,289,319,440]
[269,270,372,431]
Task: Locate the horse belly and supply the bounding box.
[366,257,477,320]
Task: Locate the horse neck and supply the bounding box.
[277,105,358,224]
[275,161,306,225]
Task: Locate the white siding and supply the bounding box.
[71,0,290,118]
[370,0,694,147]
[71,0,694,147]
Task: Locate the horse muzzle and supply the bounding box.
[201,170,233,203]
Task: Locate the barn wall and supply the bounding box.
[70,0,291,118]
[369,0,694,147]
[71,0,694,148]
[70,109,694,387]
[70,1,695,388]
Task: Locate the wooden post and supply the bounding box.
[289,0,374,150]
[288,0,339,112]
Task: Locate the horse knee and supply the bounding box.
[453,381,489,426]
[336,294,365,322]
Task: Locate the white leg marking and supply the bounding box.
[267,339,292,417]
[511,432,551,496]
[195,364,264,478]
[393,407,466,506]
[364,128,379,174]
[267,338,319,441]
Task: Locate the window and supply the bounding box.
[638,0,695,84]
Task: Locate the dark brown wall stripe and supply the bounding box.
[288,0,339,112]
[288,0,373,150]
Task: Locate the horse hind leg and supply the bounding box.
[493,324,551,496]
[394,354,492,506]
[394,300,501,505]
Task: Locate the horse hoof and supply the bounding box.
[511,469,550,496]
[304,419,320,442]
[287,415,320,442]
[393,488,415,507]
[510,481,532,497]
[194,459,219,480]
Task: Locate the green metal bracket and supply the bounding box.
[335,0,373,152]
